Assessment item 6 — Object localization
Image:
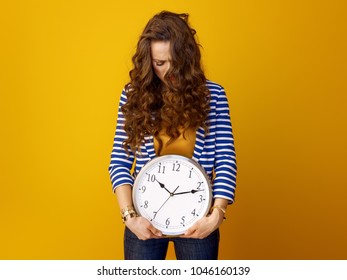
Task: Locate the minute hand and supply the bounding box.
[173,189,203,195]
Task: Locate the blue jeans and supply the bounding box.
[124,227,220,260]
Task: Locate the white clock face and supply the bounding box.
[133,155,212,235]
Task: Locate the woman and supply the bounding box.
[109,11,237,260]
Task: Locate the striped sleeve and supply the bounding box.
[108,89,135,192]
[212,86,237,203]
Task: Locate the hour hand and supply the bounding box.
[155,179,171,194]
[173,189,203,195]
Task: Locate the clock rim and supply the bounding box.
[132,154,213,235]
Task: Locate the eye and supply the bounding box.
[155,61,165,67]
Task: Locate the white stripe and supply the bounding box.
[110,158,133,165]
[213,187,235,194]
[201,151,215,156]
[111,151,130,157]
[215,175,236,184]
[215,164,237,174]
[216,125,232,129]
[112,175,133,186]
[109,167,130,177]
[213,194,234,203]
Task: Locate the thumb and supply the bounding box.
[184,224,197,236]
[148,225,163,237]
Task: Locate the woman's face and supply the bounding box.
[151,41,171,82]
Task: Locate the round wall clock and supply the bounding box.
[133,155,212,235]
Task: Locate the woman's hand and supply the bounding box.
[183,208,224,239]
[125,216,163,240]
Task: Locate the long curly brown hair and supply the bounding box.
[122,11,210,154]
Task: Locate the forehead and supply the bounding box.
[151,41,171,59]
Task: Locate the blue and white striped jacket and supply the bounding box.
[109,81,237,203]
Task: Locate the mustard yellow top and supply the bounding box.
[153,127,196,158]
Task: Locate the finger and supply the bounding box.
[148,225,163,237]
[136,228,158,240]
[128,218,159,240]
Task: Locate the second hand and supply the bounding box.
[152,186,180,219]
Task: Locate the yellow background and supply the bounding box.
[1,0,346,259]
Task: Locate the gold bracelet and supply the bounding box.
[120,205,135,215]
[120,206,138,223]
[210,205,226,215]
[122,211,138,223]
